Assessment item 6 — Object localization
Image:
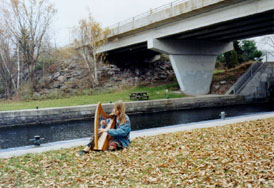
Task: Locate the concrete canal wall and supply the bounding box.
[0,95,266,127]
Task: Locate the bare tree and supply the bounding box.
[2,0,56,91]
[73,14,109,87]
[261,35,274,55]
[0,27,17,98]
[259,35,274,62]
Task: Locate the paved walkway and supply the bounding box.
[0,111,273,159]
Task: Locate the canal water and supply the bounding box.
[0,103,273,149]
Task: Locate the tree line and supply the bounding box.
[0,0,109,100]
[0,0,56,99]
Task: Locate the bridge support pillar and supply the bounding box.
[148,39,233,96]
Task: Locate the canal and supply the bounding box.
[0,103,273,149]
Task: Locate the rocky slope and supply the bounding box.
[3,53,251,100]
[33,55,176,98]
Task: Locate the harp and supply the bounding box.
[93,102,116,151]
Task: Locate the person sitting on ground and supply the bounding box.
[77,101,131,156]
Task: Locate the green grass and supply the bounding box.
[0,82,183,111]
[213,69,225,74]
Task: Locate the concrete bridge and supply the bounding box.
[99,0,274,96]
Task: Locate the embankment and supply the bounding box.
[0,95,267,127]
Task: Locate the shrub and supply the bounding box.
[228,50,239,68]
[20,83,35,101]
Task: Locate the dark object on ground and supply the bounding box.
[130,92,149,100]
[29,135,44,146]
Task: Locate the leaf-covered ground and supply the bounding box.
[0,118,273,187]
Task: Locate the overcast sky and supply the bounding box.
[49,0,174,46]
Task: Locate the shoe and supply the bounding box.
[76,150,88,157]
[108,145,115,150]
[108,143,117,151]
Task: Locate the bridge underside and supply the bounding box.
[105,9,274,96]
[107,10,274,55]
[106,42,159,67]
[167,10,274,42]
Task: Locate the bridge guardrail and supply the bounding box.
[108,0,188,30]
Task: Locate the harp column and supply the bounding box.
[148,39,233,96]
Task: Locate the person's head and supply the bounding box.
[113,101,126,124]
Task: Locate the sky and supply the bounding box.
[49,0,175,46]
[48,0,273,61]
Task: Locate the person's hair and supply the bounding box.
[114,101,126,125]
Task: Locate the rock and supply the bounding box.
[66,76,72,81]
[159,74,167,79]
[155,67,162,72]
[104,83,113,88]
[69,64,76,69]
[135,69,140,76]
[53,82,61,89]
[47,75,53,80]
[42,89,50,94]
[113,78,122,82]
[60,85,67,90]
[58,76,65,82]
[167,74,175,81]
[53,72,60,78]
[70,83,78,89]
[173,91,181,94]
[108,71,115,76]
[220,81,225,84]
[149,55,161,62]
[33,92,40,98]
[8,55,176,99]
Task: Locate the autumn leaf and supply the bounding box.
[0,118,273,187]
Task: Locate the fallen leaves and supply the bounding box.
[0,118,273,187]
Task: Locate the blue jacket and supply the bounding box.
[107,115,131,147]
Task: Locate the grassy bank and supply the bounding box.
[0,82,182,111]
[0,63,252,111]
[0,118,273,187]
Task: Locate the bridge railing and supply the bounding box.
[108,0,188,30]
[226,61,266,95]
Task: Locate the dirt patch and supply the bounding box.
[210,62,253,94]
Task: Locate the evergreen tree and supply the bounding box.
[233,41,244,63]
[217,40,262,69]
[228,50,239,68]
[223,50,239,69]
[241,40,263,62]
